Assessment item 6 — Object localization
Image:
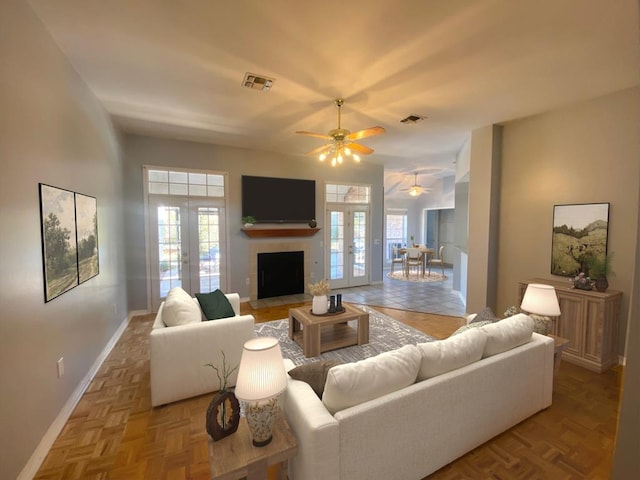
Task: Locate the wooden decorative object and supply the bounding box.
[241,227,320,238]
[206,389,240,441]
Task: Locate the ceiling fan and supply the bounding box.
[296,99,385,167]
[401,173,429,196]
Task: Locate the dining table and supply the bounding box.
[399,246,435,277]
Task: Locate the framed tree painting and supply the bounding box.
[39,183,79,301]
[75,192,99,283]
[551,202,610,277]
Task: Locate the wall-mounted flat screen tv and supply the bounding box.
[241,175,316,223]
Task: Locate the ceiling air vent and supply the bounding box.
[400,114,426,124]
[242,72,275,91]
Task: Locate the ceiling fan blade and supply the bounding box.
[305,144,331,156]
[347,126,385,141]
[295,130,331,140]
[346,142,374,155]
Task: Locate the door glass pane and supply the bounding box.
[329,211,344,280]
[198,207,220,293]
[353,211,366,278]
[158,206,182,297]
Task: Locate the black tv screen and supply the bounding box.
[242,175,316,223]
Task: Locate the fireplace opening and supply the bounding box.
[257,251,304,299]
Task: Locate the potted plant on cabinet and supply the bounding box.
[587,252,614,292]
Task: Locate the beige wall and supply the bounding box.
[0,2,126,478]
[611,162,640,476]
[496,87,640,354]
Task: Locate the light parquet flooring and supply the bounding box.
[34,302,621,480]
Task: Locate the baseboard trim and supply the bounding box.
[17,315,130,480]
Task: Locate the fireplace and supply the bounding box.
[249,241,310,303]
[257,251,304,299]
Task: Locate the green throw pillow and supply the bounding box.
[288,360,341,398]
[195,290,236,320]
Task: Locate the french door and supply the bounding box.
[326,204,369,288]
[148,195,227,310]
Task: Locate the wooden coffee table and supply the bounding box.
[288,303,369,357]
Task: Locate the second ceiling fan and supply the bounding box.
[296,99,385,166]
[401,173,430,196]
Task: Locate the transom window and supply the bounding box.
[148,168,225,197]
[325,183,370,204]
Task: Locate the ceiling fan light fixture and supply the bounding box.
[297,98,385,167]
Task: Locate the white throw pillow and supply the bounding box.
[480,313,534,357]
[416,328,487,380]
[162,287,201,327]
[322,345,421,414]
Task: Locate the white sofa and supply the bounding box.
[150,292,256,407]
[282,314,554,480]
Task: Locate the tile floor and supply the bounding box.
[250,266,466,317]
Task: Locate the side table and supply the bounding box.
[549,335,570,377]
[208,412,297,480]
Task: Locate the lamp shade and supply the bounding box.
[234,337,287,402]
[521,284,561,316]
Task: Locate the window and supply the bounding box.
[385,210,407,263]
[148,169,225,197]
[325,183,370,203]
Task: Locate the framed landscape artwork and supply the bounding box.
[40,184,79,301]
[39,184,100,302]
[551,202,610,277]
[75,193,99,283]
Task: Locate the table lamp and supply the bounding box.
[520,283,561,335]
[234,336,287,447]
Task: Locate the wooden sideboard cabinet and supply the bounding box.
[519,278,622,373]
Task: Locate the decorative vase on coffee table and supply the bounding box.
[312,295,328,315]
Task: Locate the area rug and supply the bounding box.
[254,305,435,366]
[386,271,447,283]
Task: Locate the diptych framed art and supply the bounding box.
[39,184,99,302]
[75,193,99,284]
[551,202,609,277]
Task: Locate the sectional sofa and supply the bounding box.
[282,314,555,480]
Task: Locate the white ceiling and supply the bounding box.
[28,0,639,197]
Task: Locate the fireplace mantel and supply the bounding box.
[241,227,320,238]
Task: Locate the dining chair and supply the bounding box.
[428,245,445,276]
[405,247,423,278]
[391,245,405,274]
[391,245,404,274]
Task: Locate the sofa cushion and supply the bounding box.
[195,289,236,320]
[480,313,534,357]
[469,306,500,324]
[451,320,493,336]
[288,360,341,398]
[321,345,421,414]
[162,287,201,327]
[416,328,487,380]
